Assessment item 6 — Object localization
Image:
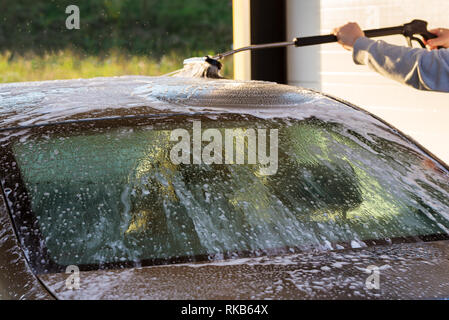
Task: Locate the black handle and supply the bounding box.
[293,34,337,46]
[418,30,442,49]
[364,26,405,38]
[420,30,438,41]
[294,25,404,47]
[293,19,440,48]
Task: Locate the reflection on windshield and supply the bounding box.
[8,118,449,268]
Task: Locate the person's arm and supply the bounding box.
[334,22,449,92]
[353,37,449,92]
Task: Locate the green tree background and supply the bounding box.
[0,0,233,57]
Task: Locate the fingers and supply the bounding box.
[427,28,449,48]
[333,22,364,51]
[427,37,445,47]
[428,28,443,36]
[333,27,349,50]
[332,26,343,45]
[423,39,435,50]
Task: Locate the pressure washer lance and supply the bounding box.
[204,19,440,72]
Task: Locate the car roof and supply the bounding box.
[0,76,170,130]
[0,75,370,130]
[0,75,406,131]
[1,75,448,172]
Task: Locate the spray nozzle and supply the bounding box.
[205,56,222,70]
[174,56,223,79]
[182,56,222,70]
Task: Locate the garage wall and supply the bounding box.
[286,0,449,163]
[233,0,251,81]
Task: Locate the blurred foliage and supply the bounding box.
[0,0,233,82]
[0,0,233,57]
[0,50,234,83]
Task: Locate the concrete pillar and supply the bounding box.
[232,0,251,80]
[286,0,322,90]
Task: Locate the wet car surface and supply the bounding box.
[38,241,449,300]
[1,75,449,299]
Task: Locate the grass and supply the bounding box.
[0,50,233,83]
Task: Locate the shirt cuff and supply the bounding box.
[353,37,374,65]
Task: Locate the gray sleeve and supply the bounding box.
[353,37,449,92]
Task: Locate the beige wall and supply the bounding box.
[286,0,449,163]
[232,0,251,80]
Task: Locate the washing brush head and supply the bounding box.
[173,56,223,79]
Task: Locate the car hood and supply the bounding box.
[38,241,449,300]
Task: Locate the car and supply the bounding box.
[1,74,449,300]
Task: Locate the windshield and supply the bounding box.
[2,115,449,273]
